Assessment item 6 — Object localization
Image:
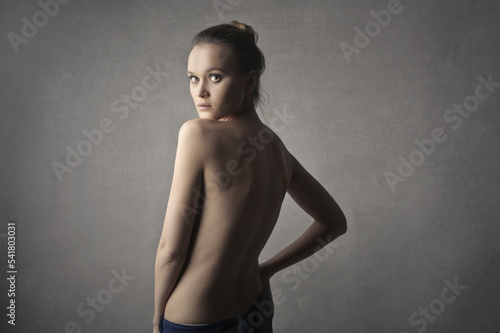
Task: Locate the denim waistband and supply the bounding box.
[160,315,238,332]
[160,287,273,333]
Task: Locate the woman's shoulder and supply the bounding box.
[177,118,221,141]
[179,118,218,132]
[176,119,232,159]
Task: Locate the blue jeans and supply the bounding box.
[160,287,274,333]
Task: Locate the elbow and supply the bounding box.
[317,211,347,238]
[156,246,186,266]
[335,216,347,236]
[330,212,347,237]
[340,218,347,235]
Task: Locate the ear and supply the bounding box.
[245,70,257,95]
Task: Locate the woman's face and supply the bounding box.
[187,43,250,121]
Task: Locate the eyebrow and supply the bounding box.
[187,67,226,75]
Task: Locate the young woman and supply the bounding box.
[153,21,347,333]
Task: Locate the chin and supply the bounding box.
[197,113,214,120]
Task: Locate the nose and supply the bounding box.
[196,81,209,98]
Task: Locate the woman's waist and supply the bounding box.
[164,268,262,324]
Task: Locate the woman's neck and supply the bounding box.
[220,101,263,126]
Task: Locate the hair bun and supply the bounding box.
[230,20,259,43]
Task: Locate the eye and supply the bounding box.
[189,75,199,83]
[209,74,222,82]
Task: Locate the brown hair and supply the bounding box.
[192,20,266,108]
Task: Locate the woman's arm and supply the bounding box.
[153,120,205,327]
[259,154,347,279]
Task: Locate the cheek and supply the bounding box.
[213,84,232,105]
[223,81,245,102]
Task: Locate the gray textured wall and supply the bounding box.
[1,0,499,332]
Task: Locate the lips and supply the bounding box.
[197,103,212,110]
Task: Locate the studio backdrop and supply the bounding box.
[1,0,499,332]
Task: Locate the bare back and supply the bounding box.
[163,118,294,324]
